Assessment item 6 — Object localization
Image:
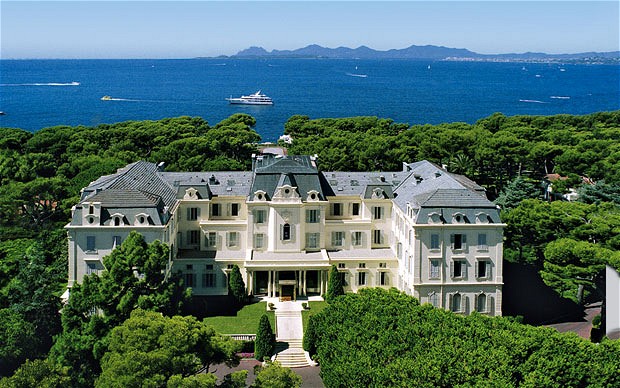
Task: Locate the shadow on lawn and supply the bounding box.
[503,261,584,325]
[182,295,258,319]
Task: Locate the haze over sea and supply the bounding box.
[1,59,618,142]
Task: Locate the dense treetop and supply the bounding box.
[306,288,620,387]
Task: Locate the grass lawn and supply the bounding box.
[301,301,328,332]
[203,301,275,334]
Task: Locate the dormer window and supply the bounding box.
[428,212,443,224]
[453,212,467,224]
[135,213,149,226]
[110,213,126,226]
[254,190,267,201]
[371,188,386,199]
[87,216,95,225]
[307,190,320,201]
[476,212,491,224]
[184,187,200,200]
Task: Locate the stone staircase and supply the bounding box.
[273,305,314,368]
[274,339,309,368]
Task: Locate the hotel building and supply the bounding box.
[66,154,504,315]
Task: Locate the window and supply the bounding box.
[429,292,440,307]
[451,293,462,312]
[306,209,319,223]
[352,231,363,247]
[254,209,266,224]
[451,234,467,250]
[86,262,97,275]
[338,271,348,286]
[203,273,216,288]
[452,259,466,279]
[352,203,360,216]
[332,231,344,247]
[114,217,121,226]
[378,271,388,286]
[231,203,239,217]
[205,264,214,270]
[373,230,383,245]
[184,273,196,287]
[358,263,366,269]
[227,232,238,247]
[357,271,366,286]
[187,207,199,221]
[430,259,441,279]
[211,203,221,217]
[337,263,346,269]
[282,223,291,241]
[86,236,96,252]
[477,260,491,279]
[254,233,264,249]
[188,230,200,245]
[379,262,387,268]
[430,234,440,250]
[205,232,217,248]
[332,203,342,216]
[306,233,319,249]
[373,206,383,220]
[477,233,488,251]
[476,293,487,313]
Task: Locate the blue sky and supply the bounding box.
[1,1,618,59]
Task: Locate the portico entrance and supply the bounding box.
[248,268,330,298]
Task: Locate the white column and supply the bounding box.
[268,270,272,297]
[303,270,307,296]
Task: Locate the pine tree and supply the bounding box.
[254,314,275,361]
[228,264,246,304]
[325,264,344,303]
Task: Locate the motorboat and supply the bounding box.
[226,91,273,105]
[101,96,112,101]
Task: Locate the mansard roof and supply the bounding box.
[250,155,328,200]
[80,161,176,209]
[392,160,499,222]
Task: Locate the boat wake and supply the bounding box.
[1,81,80,86]
[550,96,571,100]
[346,73,368,78]
[519,99,548,104]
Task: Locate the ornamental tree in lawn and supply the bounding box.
[325,264,344,303]
[228,264,246,304]
[254,314,275,361]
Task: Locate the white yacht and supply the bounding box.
[226,90,273,105]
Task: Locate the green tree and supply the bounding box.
[50,232,191,386]
[95,309,239,387]
[495,176,541,210]
[325,265,344,303]
[228,264,246,304]
[254,314,275,361]
[251,361,302,388]
[0,309,37,376]
[0,359,70,388]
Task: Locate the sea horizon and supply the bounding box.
[1,58,619,142]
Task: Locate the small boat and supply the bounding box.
[0,111,5,116]
[101,96,112,101]
[226,91,273,105]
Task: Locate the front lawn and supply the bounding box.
[203,301,275,334]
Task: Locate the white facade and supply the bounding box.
[66,156,504,316]
[606,265,620,339]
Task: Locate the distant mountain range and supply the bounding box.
[228,44,619,63]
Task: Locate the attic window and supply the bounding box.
[284,188,290,195]
[87,216,94,224]
[257,193,263,200]
[310,193,316,199]
[139,216,145,224]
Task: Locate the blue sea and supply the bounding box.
[1,59,619,142]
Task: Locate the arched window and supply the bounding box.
[452,293,461,312]
[477,293,487,313]
[283,223,291,240]
[114,217,121,226]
